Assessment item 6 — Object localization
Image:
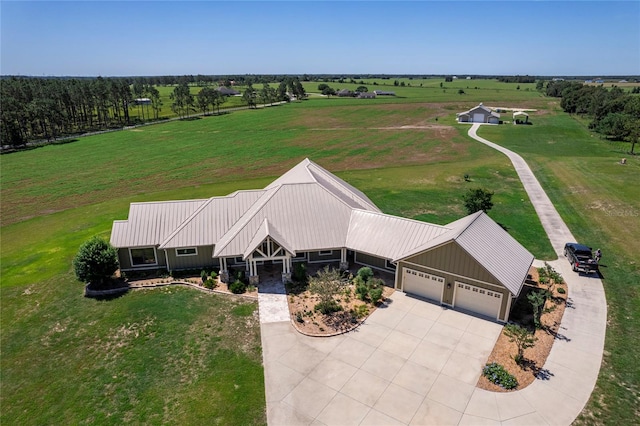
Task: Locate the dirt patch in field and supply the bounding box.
[477,266,568,392]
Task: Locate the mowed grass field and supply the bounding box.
[479,115,640,424]
[1,81,637,423]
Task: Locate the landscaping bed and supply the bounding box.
[286,264,395,336]
[478,265,568,391]
[118,269,259,298]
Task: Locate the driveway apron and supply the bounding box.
[258,124,607,425]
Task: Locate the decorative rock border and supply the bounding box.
[84,284,129,298]
[85,280,258,300]
[289,315,367,337]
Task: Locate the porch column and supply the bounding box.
[220,258,229,283]
[339,248,349,271]
[281,254,292,284]
[248,258,259,286]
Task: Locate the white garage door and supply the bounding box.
[473,113,485,123]
[454,282,502,320]
[402,268,444,303]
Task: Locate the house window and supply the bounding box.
[293,252,307,262]
[130,247,157,266]
[318,250,333,256]
[385,259,396,270]
[176,247,197,256]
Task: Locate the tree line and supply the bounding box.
[1,76,162,147]
[545,80,640,153]
[1,76,307,148]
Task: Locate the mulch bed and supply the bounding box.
[113,271,258,299]
[287,285,395,336]
[477,266,568,392]
[286,265,396,336]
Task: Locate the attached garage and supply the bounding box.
[402,267,444,303]
[453,282,503,320]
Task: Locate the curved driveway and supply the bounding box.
[465,123,607,424]
[259,124,607,425]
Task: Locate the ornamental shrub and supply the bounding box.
[229,280,246,294]
[356,267,374,282]
[73,236,119,287]
[483,362,518,389]
[314,300,342,315]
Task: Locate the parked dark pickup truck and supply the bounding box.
[564,243,599,274]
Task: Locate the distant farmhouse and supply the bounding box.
[133,98,151,105]
[457,103,500,124]
[373,90,396,96]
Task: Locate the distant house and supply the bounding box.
[552,78,565,81]
[216,86,240,96]
[594,79,605,84]
[373,90,396,96]
[619,80,628,83]
[456,103,500,124]
[466,76,472,80]
[584,80,594,84]
[357,92,376,99]
[336,89,353,97]
[134,98,151,105]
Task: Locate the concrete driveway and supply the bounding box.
[261,292,504,425]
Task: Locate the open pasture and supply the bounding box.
[2,83,637,424]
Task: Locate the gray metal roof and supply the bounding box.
[396,211,533,295]
[243,219,296,259]
[457,103,500,118]
[265,158,380,212]
[346,210,450,261]
[110,199,206,247]
[159,190,264,249]
[214,183,354,257]
[454,212,534,295]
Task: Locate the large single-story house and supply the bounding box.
[111,159,533,322]
[457,103,500,124]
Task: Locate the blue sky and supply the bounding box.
[2,1,639,76]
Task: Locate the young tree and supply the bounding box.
[276,81,289,101]
[527,290,546,329]
[503,323,537,365]
[170,82,194,118]
[309,266,346,314]
[73,236,119,288]
[463,188,494,214]
[242,84,257,109]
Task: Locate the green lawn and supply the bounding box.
[478,114,640,424]
[1,280,265,425]
[3,85,635,423]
